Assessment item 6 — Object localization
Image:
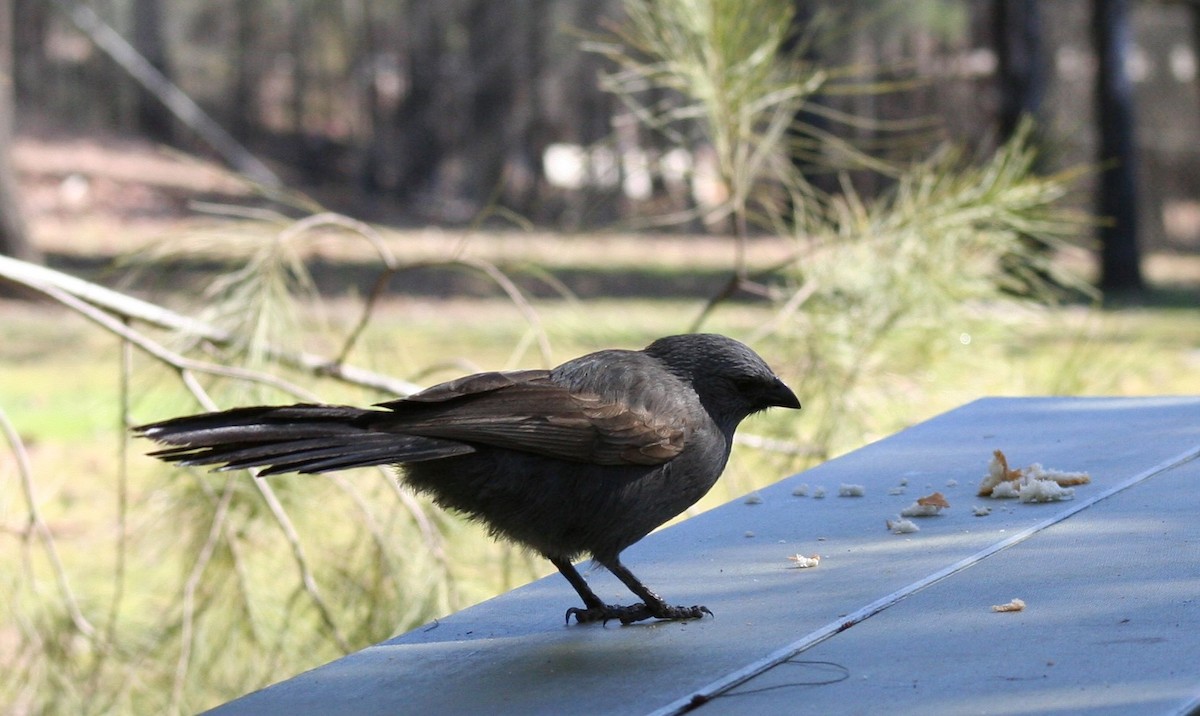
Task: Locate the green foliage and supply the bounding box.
[595,0,828,228]
[770,127,1092,459]
[598,0,1093,466]
[132,216,324,379]
[0,213,558,713]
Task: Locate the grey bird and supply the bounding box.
[135,333,800,625]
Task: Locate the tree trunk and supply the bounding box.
[231,0,263,140]
[132,0,173,142]
[786,1,839,198]
[389,3,445,203]
[1092,0,1144,293]
[994,0,1045,140]
[289,0,308,135]
[0,0,36,267]
[462,0,523,212]
[12,0,48,103]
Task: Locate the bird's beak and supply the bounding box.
[766,377,801,410]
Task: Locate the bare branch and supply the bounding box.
[171,477,237,713]
[47,0,281,187]
[248,473,352,653]
[29,282,322,403]
[0,407,97,639]
[0,254,422,397]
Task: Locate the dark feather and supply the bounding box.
[134,333,801,625]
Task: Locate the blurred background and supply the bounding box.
[1,1,1198,714]
[3,0,1200,259]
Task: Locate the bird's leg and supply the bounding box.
[554,555,712,625]
[550,557,609,623]
[602,557,712,624]
[553,557,656,625]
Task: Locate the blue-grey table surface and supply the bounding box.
[206,396,1200,716]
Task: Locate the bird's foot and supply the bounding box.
[566,602,712,625]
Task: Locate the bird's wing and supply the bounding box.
[374,368,688,466]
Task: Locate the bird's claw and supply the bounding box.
[565,603,712,625]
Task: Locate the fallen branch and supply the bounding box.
[0,407,97,640]
[47,0,280,187]
[0,254,422,397]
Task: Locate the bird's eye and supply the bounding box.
[732,377,761,393]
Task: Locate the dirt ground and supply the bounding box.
[10,130,1200,301]
[11,132,785,264]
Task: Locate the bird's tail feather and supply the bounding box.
[134,404,474,475]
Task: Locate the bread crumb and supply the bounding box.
[899,492,950,517]
[945,479,958,488]
[787,553,821,569]
[992,598,1026,613]
[791,483,809,497]
[995,480,1020,498]
[917,492,950,508]
[978,450,1023,496]
[1029,463,1091,487]
[744,492,764,505]
[1016,476,1075,503]
[886,517,920,534]
[838,484,866,497]
[888,486,906,495]
[988,471,1075,502]
[812,486,827,499]
[978,450,1089,502]
[972,505,992,517]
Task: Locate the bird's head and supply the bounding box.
[643,334,800,430]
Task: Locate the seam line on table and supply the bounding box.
[650,443,1200,716]
[1171,690,1200,716]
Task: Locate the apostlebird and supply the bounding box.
[136,333,800,624]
